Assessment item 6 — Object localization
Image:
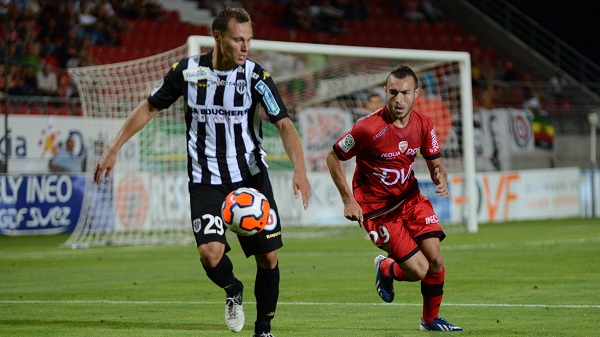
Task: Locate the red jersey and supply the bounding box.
[332,106,441,217]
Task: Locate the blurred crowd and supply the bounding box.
[0,0,164,99]
[1,0,571,116]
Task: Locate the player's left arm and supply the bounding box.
[274,117,311,210]
[426,157,449,198]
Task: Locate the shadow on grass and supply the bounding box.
[0,319,223,331]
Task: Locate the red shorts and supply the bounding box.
[362,192,445,262]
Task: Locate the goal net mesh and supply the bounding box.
[64,37,471,248]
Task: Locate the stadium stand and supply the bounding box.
[0,0,593,136]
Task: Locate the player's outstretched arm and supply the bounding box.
[326,148,363,226]
[94,100,159,184]
[426,157,449,198]
[274,117,311,209]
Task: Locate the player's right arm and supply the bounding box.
[95,59,184,184]
[326,148,363,226]
[94,100,159,184]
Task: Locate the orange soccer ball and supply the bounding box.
[221,187,270,236]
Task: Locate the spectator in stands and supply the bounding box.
[210,0,245,16]
[118,0,164,20]
[470,48,484,89]
[366,92,383,112]
[500,60,518,82]
[280,0,315,31]
[21,61,38,94]
[49,136,85,173]
[17,15,38,46]
[94,0,128,45]
[36,62,59,96]
[57,27,81,68]
[6,63,31,96]
[477,81,498,109]
[336,0,368,21]
[38,16,60,57]
[78,1,103,44]
[546,71,568,104]
[57,73,74,99]
[350,91,382,121]
[420,69,437,96]
[489,114,502,171]
[397,0,425,22]
[421,0,443,23]
[523,94,548,117]
[19,40,42,74]
[0,0,11,16]
[310,0,345,33]
[66,37,99,69]
[2,17,19,44]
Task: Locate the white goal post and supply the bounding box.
[64,36,477,248]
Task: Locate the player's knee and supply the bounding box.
[428,254,444,272]
[255,251,278,269]
[405,269,427,281]
[198,243,224,268]
[415,262,430,280]
[405,256,430,281]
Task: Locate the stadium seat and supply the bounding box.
[15,103,29,114]
[436,34,452,51]
[405,35,422,49]
[58,107,72,116]
[45,56,59,67]
[465,34,481,51]
[72,104,83,116]
[343,20,363,33]
[446,22,461,35]
[364,21,380,35]
[29,105,44,115]
[432,21,445,34]
[403,21,418,35]
[450,34,465,51]
[91,45,105,58]
[46,106,57,116]
[369,7,386,21]
[164,10,180,23]
[417,21,432,35]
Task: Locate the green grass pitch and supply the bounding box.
[1,218,599,336]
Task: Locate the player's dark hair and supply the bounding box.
[386,65,420,89]
[212,7,251,33]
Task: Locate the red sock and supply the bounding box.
[421,267,445,322]
[380,258,409,281]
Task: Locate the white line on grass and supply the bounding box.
[0,300,598,309]
[441,237,600,251]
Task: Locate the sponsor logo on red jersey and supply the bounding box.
[338,134,355,153]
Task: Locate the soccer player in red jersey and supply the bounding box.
[326,65,462,332]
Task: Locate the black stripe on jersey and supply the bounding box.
[233,123,250,177]
[214,75,227,106]
[185,100,193,180]
[234,69,245,107]
[196,79,207,105]
[215,123,231,182]
[196,121,211,184]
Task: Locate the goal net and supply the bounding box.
[64,36,476,248]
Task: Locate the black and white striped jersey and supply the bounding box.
[148,51,289,185]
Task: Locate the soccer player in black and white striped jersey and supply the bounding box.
[93,7,311,337]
